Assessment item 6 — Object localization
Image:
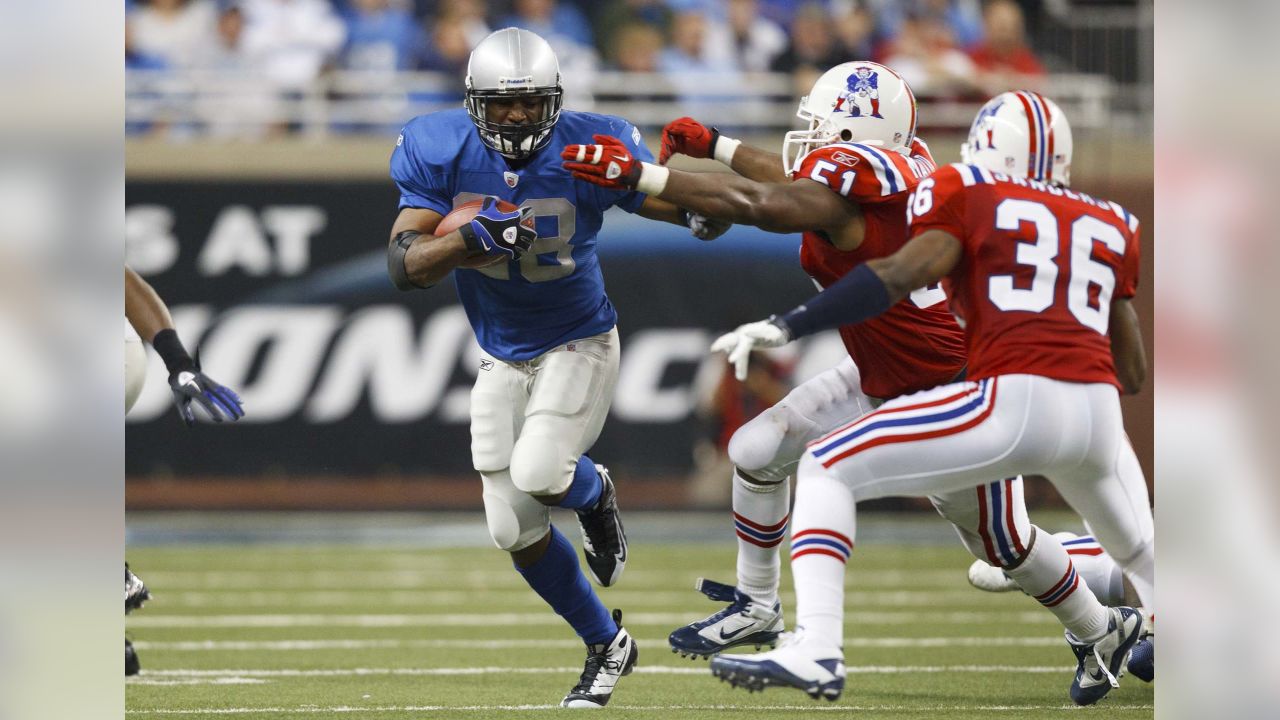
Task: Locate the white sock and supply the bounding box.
[1055,532,1126,606]
[732,469,790,605]
[1117,540,1155,616]
[789,465,854,649]
[1006,526,1110,641]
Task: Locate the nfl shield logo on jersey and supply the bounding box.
[504,171,519,188]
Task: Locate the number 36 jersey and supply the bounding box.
[390,108,652,362]
[907,163,1142,389]
[797,139,967,400]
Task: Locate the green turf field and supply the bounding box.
[125,540,1153,719]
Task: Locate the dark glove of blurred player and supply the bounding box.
[125,266,245,426]
[680,209,732,241]
[164,352,244,426]
[125,563,150,614]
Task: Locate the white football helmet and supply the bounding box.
[466,28,564,159]
[782,61,918,176]
[961,91,1073,186]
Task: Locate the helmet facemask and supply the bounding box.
[781,99,841,177]
[465,83,563,160]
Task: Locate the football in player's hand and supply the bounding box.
[437,199,527,268]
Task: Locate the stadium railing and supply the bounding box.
[125,69,1118,139]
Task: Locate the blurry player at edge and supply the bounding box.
[697,93,1154,704]
[124,266,246,674]
[563,69,1133,701]
[385,28,724,707]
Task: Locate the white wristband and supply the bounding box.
[713,136,741,166]
[635,163,670,196]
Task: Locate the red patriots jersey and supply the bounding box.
[907,163,1142,388]
[796,139,967,399]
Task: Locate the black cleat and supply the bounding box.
[126,563,150,614]
[561,609,639,708]
[125,638,140,676]
[575,465,627,587]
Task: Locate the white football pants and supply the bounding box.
[470,327,620,552]
[727,358,1032,569]
[798,373,1154,610]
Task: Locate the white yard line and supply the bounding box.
[126,702,1154,715]
[137,569,963,590]
[134,636,1063,651]
[128,611,1055,628]
[157,589,988,609]
[134,665,1074,678]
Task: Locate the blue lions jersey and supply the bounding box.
[390,108,652,362]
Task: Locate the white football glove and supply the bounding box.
[710,317,791,381]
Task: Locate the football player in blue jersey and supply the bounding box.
[386,27,728,708]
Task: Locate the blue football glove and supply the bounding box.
[168,360,245,426]
[459,197,537,259]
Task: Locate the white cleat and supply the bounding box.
[709,631,845,701]
[561,609,638,708]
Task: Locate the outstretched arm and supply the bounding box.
[563,134,855,235]
[636,196,689,225]
[710,230,962,379]
[125,266,245,425]
[659,172,852,235]
[659,116,789,184]
[125,265,176,343]
[780,229,962,338]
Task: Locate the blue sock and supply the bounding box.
[516,526,617,645]
[558,456,602,511]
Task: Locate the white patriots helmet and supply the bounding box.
[781,61,917,176]
[961,91,1073,187]
[465,28,564,159]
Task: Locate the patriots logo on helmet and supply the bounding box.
[833,67,883,119]
[972,98,1004,151]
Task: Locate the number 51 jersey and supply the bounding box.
[390,108,652,363]
[907,163,1142,389]
[797,139,967,400]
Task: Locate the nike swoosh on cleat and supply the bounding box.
[718,625,753,641]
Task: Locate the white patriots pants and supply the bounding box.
[469,327,620,552]
[726,358,1034,576]
[796,374,1155,623]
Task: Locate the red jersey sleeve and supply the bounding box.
[908,136,935,166]
[795,142,932,204]
[907,163,969,241]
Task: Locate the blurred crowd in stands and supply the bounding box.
[128,0,1059,135]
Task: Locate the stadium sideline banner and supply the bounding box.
[125,180,831,478]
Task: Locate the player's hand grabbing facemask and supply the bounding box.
[711,317,792,381]
[168,360,245,426]
[681,210,732,241]
[562,134,642,191]
[460,197,537,259]
[659,117,719,164]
